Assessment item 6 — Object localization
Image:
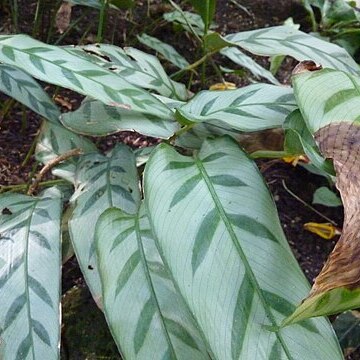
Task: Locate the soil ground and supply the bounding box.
[0,0,358,359]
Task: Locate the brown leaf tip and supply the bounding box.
[292,60,323,76]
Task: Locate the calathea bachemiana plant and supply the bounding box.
[1,13,360,360]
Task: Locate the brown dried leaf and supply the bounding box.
[310,122,360,296]
[55,2,72,34]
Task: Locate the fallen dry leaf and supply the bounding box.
[55,2,72,34]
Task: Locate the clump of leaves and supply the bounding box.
[1,2,360,359]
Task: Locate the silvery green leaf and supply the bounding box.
[35,121,97,184]
[69,144,141,303]
[60,97,179,139]
[96,204,210,359]
[144,136,342,359]
[0,35,172,118]
[225,25,359,75]
[220,47,280,84]
[0,188,62,360]
[176,83,296,131]
[73,43,189,100]
[137,33,189,69]
[292,67,360,133]
[0,64,60,123]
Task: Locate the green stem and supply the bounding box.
[282,180,337,226]
[10,0,19,32]
[26,161,40,192]
[97,0,109,43]
[0,98,16,121]
[250,150,288,159]
[46,0,63,43]
[32,0,44,38]
[209,58,225,83]
[20,104,27,135]
[22,129,40,167]
[170,50,217,79]
[0,179,67,194]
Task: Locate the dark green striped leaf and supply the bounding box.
[0,190,62,359]
[176,83,296,132]
[192,208,220,273]
[96,206,209,359]
[69,145,141,301]
[170,174,201,208]
[145,137,342,359]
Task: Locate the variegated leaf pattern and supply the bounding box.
[0,64,60,123]
[144,137,343,359]
[69,144,141,303]
[96,205,210,359]
[137,33,190,69]
[60,97,179,139]
[36,121,97,184]
[282,66,360,325]
[0,188,62,360]
[292,68,360,133]
[220,47,279,85]
[0,35,172,118]
[225,25,359,75]
[69,43,189,100]
[176,83,296,131]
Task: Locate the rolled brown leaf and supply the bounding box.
[310,122,360,296]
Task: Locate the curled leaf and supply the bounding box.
[311,122,360,295]
[283,62,360,325]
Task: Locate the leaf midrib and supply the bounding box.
[24,199,41,359]
[204,101,294,117]
[134,212,177,359]
[194,155,293,360]
[239,35,354,72]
